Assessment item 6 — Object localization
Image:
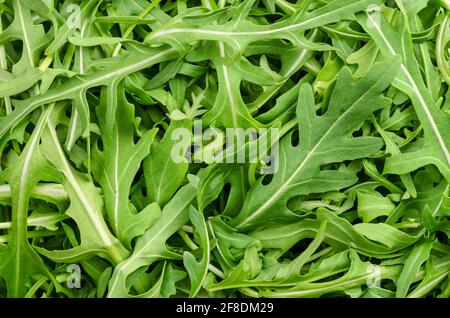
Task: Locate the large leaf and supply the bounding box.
[232,58,399,230]
[250,209,420,257]
[396,241,434,297]
[183,206,210,297]
[259,251,379,298]
[0,0,49,72]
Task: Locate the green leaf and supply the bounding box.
[1,0,449,300]
[92,83,159,248]
[107,180,198,297]
[251,209,419,256]
[357,190,396,222]
[259,251,378,298]
[36,109,130,265]
[146,0,384,50]
[0,0,49,72]
[183,206,210,297]
[0,106,61,297]
[0,68,43,98]
[358,12,450,181]
[0,46,179,141]
[274,221,328,281]
[396,241,434,297]
[206,244,262,292]
[144,117,192,206]
[233,58,399,230]
[208,216,261,271]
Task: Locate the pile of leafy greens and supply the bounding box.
[0,0,449,298]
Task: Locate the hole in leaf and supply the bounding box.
[290,130,299,147]
[279,238,316,261]
[265,14,284,23]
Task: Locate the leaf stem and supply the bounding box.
[24,277,49,298]
[279,117,298,137]
[392,222,421,229]
[407,271,448,298]
[273,0,297,13]
[181,225,194,233]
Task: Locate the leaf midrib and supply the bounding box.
[66,20,89,149]
[219,42,238,127]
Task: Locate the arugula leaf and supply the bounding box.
[92,83,159,248]
[144,116,191,206]
[0,106,63,297]
[146,0,383,50]
[0,0,449,299]
[183,206,210,297]
[0,46,178,141]
[396,241,434,297]
[358,12,450,181]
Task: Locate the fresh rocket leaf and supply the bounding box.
[183,206,210,297]
[107,181,198,297]
[144,116,192,206]
[259,251,380,298]
[36,110,130,265]
[358,12,450,181]
[92,83,159,248]
[0,46,179,141]
[0,107,60,298]
[0,0,49,73]
[250,208,419,257]
[146,0,383,50]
